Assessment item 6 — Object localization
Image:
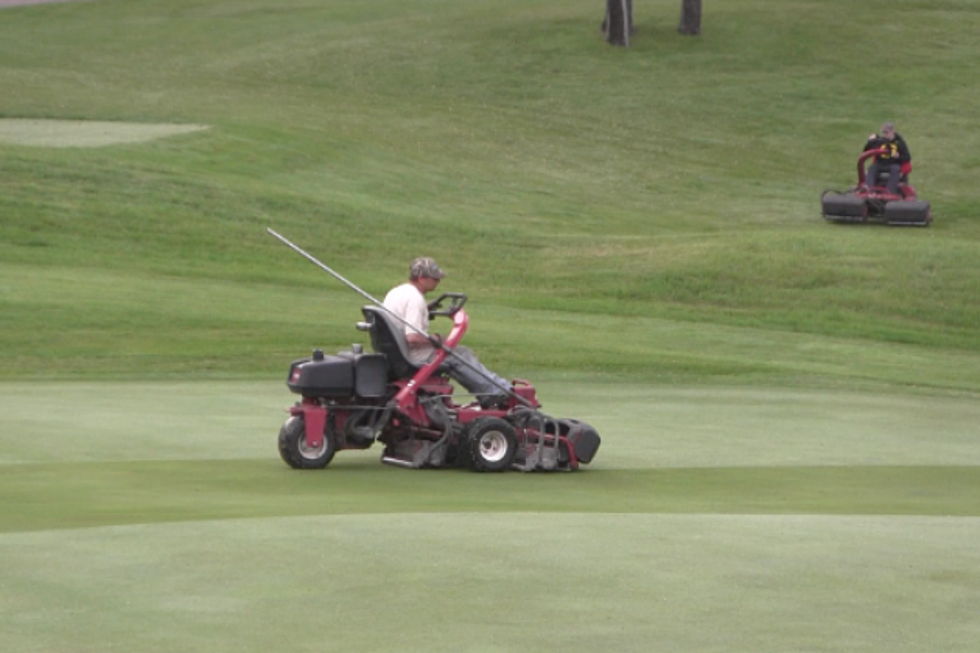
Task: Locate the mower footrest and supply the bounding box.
[513,441,561,472]
[381,455,418,469]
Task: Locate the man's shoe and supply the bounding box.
[480,394,510,410]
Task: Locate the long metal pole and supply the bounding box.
[267,228,386,309]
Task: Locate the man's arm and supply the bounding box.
[896,137,911,163]
[400,295,441,350]
[406,332,440,347]
[863,134,882,152]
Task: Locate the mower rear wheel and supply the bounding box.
[278,415,336,470]
[460,417,517,472]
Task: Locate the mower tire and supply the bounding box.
[278,415,337,470]
[459,417,518,472]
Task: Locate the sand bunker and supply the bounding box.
[0,119,209,147]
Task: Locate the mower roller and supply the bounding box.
[821,148,932,226]
[268,229,601,473]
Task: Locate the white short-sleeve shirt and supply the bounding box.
[383,283,432,363]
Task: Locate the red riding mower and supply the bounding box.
[277,291,601,473]
[821,147,932,226]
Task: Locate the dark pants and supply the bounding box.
[867,161,901,195]
[427,345,511,397]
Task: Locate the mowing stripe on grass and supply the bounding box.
[2,461,978,533]
[2,381,979,532]
[3,382,980,468]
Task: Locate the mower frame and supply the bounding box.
[278,294,600,473]
[821,148,932,226]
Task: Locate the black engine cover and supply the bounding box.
[287,352,388,398]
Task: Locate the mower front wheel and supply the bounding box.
[460,417,518,472]
[278,415,336,470]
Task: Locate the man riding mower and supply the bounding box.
[821,123,931,226]
[267,229,602,473]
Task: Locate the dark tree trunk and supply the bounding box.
[603,0,633,47]
[678,0,702,36]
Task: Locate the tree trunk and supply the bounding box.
[603,0,633,47]
[678,0,702,36]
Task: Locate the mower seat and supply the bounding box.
[876,171,909,185]
[873,161,912,186]
[361,306,420,380]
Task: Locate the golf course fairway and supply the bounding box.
[2,381,978,653]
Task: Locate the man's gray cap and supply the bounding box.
[410,256,446,279]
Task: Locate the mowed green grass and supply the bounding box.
[2,381,980,652]
[3,514,979,653]
[2,1,980,651]
[3,381,980,532]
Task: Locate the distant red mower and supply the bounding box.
[821,148,932,226]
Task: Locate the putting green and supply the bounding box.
[0,119,208,147]
[1,513,978,653]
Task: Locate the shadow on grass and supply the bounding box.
[4,459,979,533]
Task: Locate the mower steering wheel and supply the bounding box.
[427,293,468,317]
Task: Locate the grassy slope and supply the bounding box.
[1,0,979,389]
